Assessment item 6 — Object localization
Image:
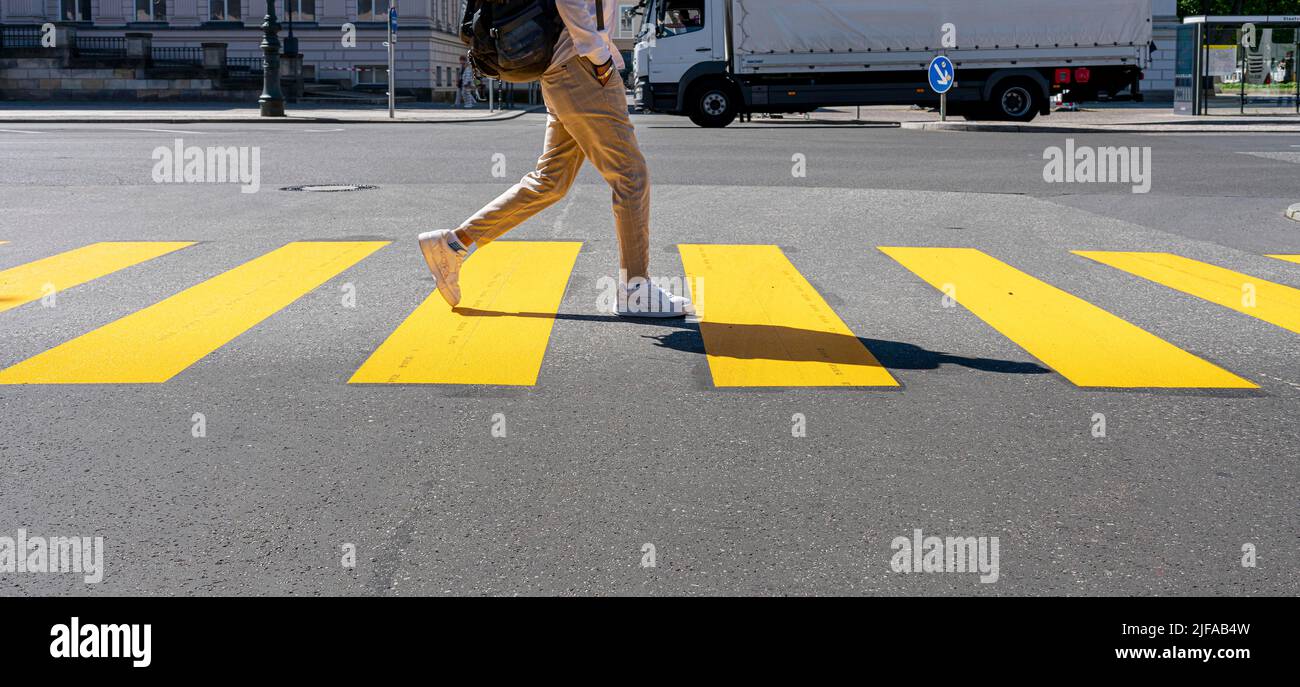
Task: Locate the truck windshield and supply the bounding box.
[632,0,653,41]
[657,0,705,38]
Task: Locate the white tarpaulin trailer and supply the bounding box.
[732,0,1152,73]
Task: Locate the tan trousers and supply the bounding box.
[455,56,650,280]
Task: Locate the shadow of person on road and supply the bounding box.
[451,307,1048,375]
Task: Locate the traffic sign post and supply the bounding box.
[928,55,955,122]
[387,2,397,118]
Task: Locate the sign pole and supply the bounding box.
[387,0,396,119]
[940,92,947,122]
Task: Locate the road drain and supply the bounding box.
[280,184,377,192]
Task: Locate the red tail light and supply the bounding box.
[1055,68,1071,84]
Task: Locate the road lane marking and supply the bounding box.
[678,244,898,388]
[880,247,1254,389]
[115,127,205,135]
[1076,251,1300,335]
[0,241,194,314]
[0,241,387,384]
[350,241,580,385]
[0,129,42,134]
[1266,254,1300,265]
[1239,151,1300,164]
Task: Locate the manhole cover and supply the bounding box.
[280,184,377,192]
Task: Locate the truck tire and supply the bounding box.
[687,80,738,128]
[988,79,1042,122]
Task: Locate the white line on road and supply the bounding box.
[0,128,42,134]
[115,128,205,135]
[300,128,345,133]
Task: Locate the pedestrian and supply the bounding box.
[419,1,691,318]
[453,55,477,109]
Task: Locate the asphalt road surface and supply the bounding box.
[1,114,1298,595]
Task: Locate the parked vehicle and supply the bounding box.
[631,0,1153,127]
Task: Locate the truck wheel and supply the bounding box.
[687,81,738,128]
[988,79,1042,122]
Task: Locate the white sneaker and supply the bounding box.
[417,230,467,306]
[616,282,694,319]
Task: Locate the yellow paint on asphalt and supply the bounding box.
[678,244,898,387]
[880,247,1255,388]
[0,241,193,314]
[1076,251,1300,335]
[349,241,580,385]
[1265,254,1300,266]
[0,241,386,384]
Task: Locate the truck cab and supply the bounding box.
[634,0,739,126]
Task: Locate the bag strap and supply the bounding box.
[596,0,604,31]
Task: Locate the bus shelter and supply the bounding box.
[1176,15,1299,115]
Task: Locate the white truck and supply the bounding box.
[630,0,1154,127]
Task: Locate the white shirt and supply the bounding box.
[551,0,624,71]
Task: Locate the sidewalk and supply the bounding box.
[3,99,1298,132]
[0,101,544,124]
[808,102,1300,133]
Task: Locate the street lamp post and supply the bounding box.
[259,0,285,117]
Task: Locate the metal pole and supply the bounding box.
[1240,34,1246,115]
[387,0,396,119]
[489,77,495,111]
[940,92,947,121]
[258,0,285,117]
[1197,23,1206,115]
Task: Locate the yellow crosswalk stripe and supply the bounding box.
[0,241,193,314]
[1266,254,1300,265]
[0,241,387,384]
[880,247,1255,389]
[350,241,580,385]
[1076,251,1300,335]
[678,244,898,387]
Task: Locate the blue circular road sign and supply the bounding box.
[928,56,955,94]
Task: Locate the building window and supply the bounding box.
[357,0,384,21]
[617,3,641,39]
[357,65,388,85]
[285,0,316,21]
[208,0,240,21]
[436,66,443,87]
[136,0,167,21]
[61,0,92,22]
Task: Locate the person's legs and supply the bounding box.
[539,58,650,282]
[421,59,687,316]
[453,110,584,248]
[418,70,583,307]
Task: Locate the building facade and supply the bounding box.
[0,0,472,99]
[1147,0,1179,100]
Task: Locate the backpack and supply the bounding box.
[460,0,566,83]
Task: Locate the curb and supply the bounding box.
[900,120,1300,134]
[1288,203,1300,222]
[0,105,543,125]
[901,121,1113,133]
